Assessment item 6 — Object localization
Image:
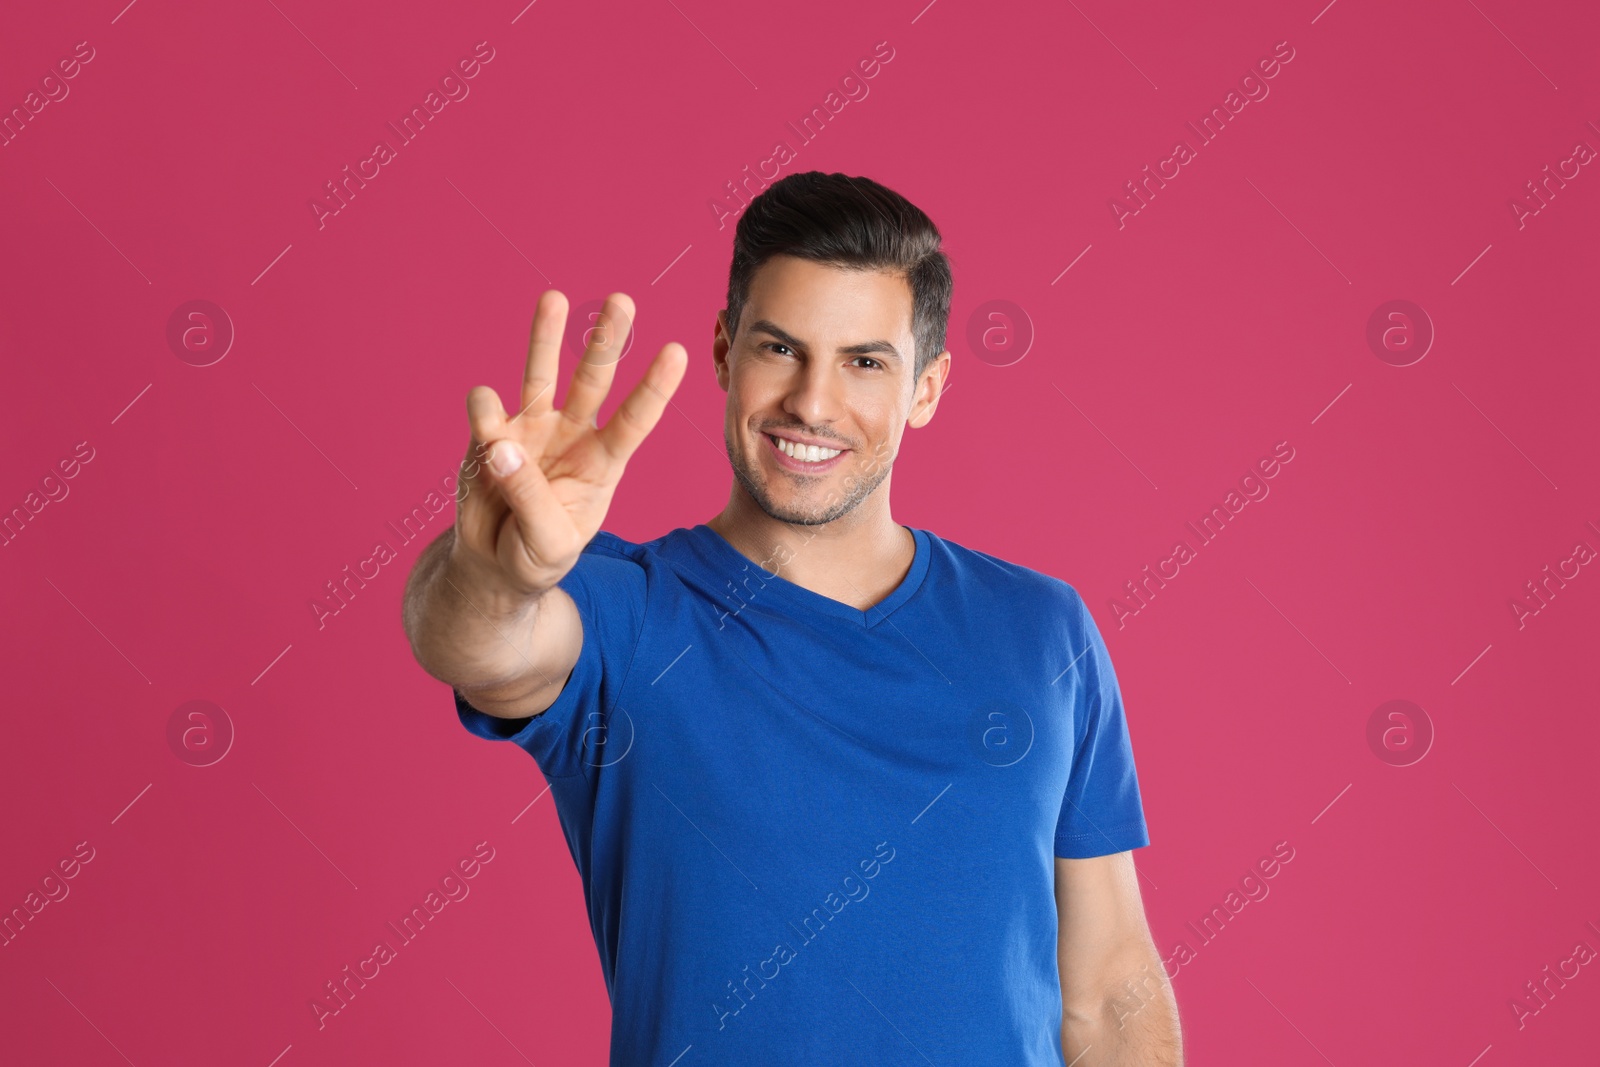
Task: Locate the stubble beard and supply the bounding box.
[725,426,893,527]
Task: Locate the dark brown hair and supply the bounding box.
[724,171,953,382]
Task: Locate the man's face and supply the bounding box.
[712,255,947,526]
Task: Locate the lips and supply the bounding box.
[763,431,850,474]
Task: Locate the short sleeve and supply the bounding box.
[454,533,648,779]
[1054,587,1151,859]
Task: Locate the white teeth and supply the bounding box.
[771,435,841,462]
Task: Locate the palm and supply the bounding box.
[491,407,619,579]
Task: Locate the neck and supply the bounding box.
[706,485,914,612]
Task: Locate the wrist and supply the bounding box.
[438,548,547,621]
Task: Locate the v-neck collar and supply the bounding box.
[681,522,931,629]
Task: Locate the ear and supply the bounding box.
[907,349,951,429]
[712,310,733,393]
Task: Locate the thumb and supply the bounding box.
[483,439,576,573]
[487,440,549,520]
[487,439,525,477]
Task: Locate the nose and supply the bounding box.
[781,357,845,434]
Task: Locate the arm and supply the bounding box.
[402,524,583,719]
[1057,852,1182,1065]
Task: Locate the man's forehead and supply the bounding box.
[744,259,913,335]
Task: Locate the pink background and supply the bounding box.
[3,0,1597,1063]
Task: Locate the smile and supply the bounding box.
[764,432,849,472]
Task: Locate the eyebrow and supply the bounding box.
[747,319,904,365]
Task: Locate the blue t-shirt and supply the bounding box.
[454,523,1149,1065]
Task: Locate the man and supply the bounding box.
[402,171,1182,1064]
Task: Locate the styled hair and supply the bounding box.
[724,171,953,382]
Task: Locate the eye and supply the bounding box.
[762,342,795,356]
[852,356,884,371]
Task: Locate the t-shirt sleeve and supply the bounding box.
[453,535,648,780]
[1054,586,1151,859]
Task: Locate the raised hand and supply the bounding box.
[450,290,687,601]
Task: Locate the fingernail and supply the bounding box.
[489,441,523,475]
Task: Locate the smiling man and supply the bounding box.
[402,171,1182,1065]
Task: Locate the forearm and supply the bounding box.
[401,526,545,690]
[1062,953,1182,1066]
